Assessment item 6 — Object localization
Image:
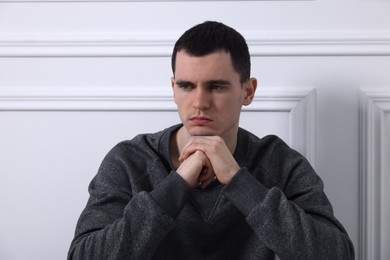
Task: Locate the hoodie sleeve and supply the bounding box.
[67,143,190,260]
[222,139,354,260]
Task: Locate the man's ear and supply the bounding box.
[171,77,175,88]
[171,77,177,104]
[242,77,257,106]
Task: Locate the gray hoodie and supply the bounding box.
[68,124,354,259]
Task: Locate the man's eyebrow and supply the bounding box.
[175,80,194,85]
[174,79,232,86]
[206,80,231,85]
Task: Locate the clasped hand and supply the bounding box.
[176,136,240,189]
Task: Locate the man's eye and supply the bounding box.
[210,85,225,91]
[178,84,193,90]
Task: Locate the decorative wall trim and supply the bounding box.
[359,89,390,260]
[0,31,389,57]
[243,87,316,164]
[0,87,176,111]
[0,86,316,164]
[0,0,312,2]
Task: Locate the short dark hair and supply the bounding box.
[171,21,251,83]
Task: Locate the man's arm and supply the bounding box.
[68,143,190,260]
[181,135,354,259]
[223,168,355,259]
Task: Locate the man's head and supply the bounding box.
[171,21,257,142]
[171,21,251,84]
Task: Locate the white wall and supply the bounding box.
[0,1,390,259]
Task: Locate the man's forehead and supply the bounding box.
[174,51,240,83]
[175,50,235,71]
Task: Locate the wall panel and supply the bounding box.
[1,31,390,57]
[360,89,390,260]
[0,87,315,259]
[1,0,390,259]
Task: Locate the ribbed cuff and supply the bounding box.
[150,171,190,219]
[222,168,269,216]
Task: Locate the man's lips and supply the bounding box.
[190,116,213,125]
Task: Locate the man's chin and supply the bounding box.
[187,126,217,136]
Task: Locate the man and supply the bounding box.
[68,21,354,259]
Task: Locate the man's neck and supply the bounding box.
[175,126,238,156]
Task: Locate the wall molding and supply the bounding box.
[359,88,390,260]
[0,86,316,163]
[0,0,312,2]
[0,31,389,57]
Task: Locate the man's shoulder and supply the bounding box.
[111,124,180,154]
[239,128,301,164]
[239,127,287,148]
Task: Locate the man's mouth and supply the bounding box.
[190,116,213,125]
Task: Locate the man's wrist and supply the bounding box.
[222,168,268,216]
[150,171,190,218]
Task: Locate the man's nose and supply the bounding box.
[193,87,210,110]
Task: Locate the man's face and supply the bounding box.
[172,50,255,140]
